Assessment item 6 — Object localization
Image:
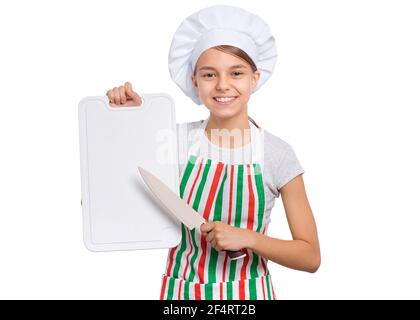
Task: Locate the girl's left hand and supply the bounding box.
[200,221,253,252]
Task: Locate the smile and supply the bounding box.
[213,96,238,105]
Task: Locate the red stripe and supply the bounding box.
[197,162,224,283]
[166,159,203,280]
[219,283,223,300]
[246,164,255,230]
[261,277,266,300]
[260,227,268,276]
[221,165,234,283]
[160,276,167,300]
[198,237,208,283]
[239,280,245,300]
[228,165,234,225]
[187,158,204,204]
[270,277,276,300]
[202,162,224,220]
[179,158,204,282]
[177,280,182,300]
[240,250,250,280]
[222,254,228,282]
[165,247,177,277]
[261,256,268,275]
[239,165,255,288]
[194,283,201,300]
[182,230,193,280]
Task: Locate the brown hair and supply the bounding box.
[194,45,261,129]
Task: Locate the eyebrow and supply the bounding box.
[198,64,247,71]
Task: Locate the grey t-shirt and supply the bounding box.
[175,120,305,225]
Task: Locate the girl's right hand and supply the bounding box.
[106,82,142,107]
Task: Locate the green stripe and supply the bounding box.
[166,277,175,300]
[172,224,187,277]
[186,160,211,284]
[186,229,199,283]
[205,283,213,300]
[208,167,228,285]
[227,281,233,300]
[213,166,227,221]
[228,260,237,283]
[192,159,212,211]
[250,164,265,280]
[250,253,259,278]
[179,155,197,198]
[266,276,272,300]
[227,164,243,294]
[208,248,219,284]
[168,155,196,299]
[253,163,265,232]
[249,278,257,300]
[234,165,244,227]
[183,280,190,300]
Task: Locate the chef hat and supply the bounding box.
[168,5,277,105]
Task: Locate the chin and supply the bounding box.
[208,107,240,120]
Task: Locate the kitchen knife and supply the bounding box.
[137,166,246,260]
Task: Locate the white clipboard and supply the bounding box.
[78,95,181,252]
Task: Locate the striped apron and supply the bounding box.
[160,117,276,300]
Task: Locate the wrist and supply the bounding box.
[244,229,258,250]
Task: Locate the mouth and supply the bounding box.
[212,96,238,106]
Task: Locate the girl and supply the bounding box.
[106,5,320,300]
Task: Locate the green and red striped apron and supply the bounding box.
[160,118,276,300]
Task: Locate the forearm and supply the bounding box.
[245,230,320,273]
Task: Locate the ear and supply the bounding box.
[252,70,261,91]
[191,74,198,89]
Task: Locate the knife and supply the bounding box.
[137,166,246,260]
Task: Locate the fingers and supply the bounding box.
[200,222,215,233]
[205,230,214,243]
[106,89,114,104]
[125,81,134,96]
[210,239,219,251]
[112,87,121,105]
[205,229,223,252]
[125,82,142,105]
[210,237,224,252]
[106,82,142,107]
[119,86,126,104]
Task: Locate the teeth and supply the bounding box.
[215,97,236,102]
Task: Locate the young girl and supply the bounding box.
[106,5,320,300]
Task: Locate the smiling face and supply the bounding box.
[191,48,260,120]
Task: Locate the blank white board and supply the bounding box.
[78,95,181,251]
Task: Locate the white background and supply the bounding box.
[0,0,419,299]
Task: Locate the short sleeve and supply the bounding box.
[274,143,305,190]
[263,131,305,197]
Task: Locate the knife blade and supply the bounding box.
[137,166,246,260]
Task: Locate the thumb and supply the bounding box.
[124,82,142,104]
[200,222,214,233]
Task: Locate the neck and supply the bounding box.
[204,111,251,149]
[206,112,250,130]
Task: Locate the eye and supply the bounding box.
[203,73,215,78]
[232,71,243,76]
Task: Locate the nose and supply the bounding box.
[215,74,230,92]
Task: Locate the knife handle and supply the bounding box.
[226,249,247,260]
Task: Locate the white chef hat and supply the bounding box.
[168,5,277,105]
